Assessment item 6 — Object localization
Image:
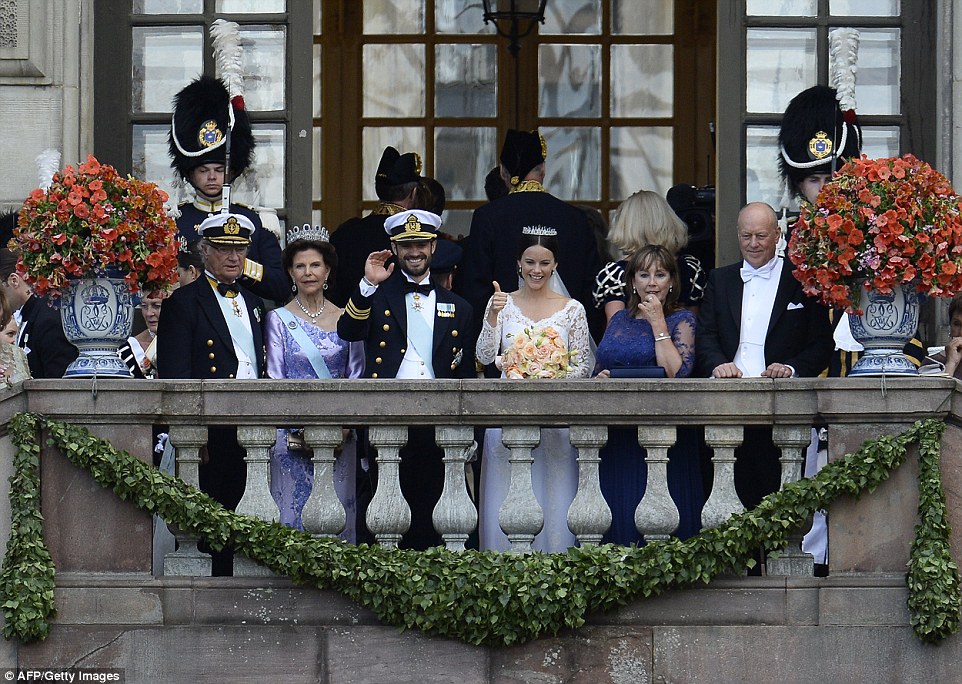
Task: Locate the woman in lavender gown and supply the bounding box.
[266,226,364,539]
[593,245,703,544]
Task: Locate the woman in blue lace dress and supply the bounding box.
[266,229,364,539]
[593,245,703,544]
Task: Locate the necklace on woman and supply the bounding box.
[294,295,326,323]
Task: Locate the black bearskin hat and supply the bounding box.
[168,75,255,181]
[500,129,546,186]
[778,85,861,189]
[374,146,422,201]
[0,211,17,249]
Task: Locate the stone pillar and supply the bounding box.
[701,426,744,529]
[635,426,679,541]
[567,426,610,547]
[302,426,349,538]
[366,426,410,549]
[164,425,211,577]
[767,424,815,576]
[433,425,478,551]
[234,426,280,577]
[500,426,543,553]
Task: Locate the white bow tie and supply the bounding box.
[740,260,778,283]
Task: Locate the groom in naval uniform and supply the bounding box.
[157,212,267,575]
[338,209,474,549]
[696,202,833,511]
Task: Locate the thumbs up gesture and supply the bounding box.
[490,281,509,314]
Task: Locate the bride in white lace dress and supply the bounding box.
[475,228,594,551]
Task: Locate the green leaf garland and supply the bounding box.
[1,413,958,646]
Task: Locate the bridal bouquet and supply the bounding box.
[788,154,962,313]
[502,326,580,379]
[15,154,179,298]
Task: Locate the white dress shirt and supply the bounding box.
[735,256,783,377]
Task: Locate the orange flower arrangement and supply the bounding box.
[15,154,179,298]
[788,154,962,313]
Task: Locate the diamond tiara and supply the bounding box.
[286,223,330,244]
[521,225,557,237]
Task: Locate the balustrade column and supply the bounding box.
[635,426,679,541]
[499,426,543,553]
[433,426,478,551]
[567,426,610,546]
[234,426,280,577]
[701,426,745,529]
[767,425,815,576]
[366,426,410,549]
[302,426,350,538]
[164,425,211,577]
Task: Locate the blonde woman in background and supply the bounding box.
[593,190,707,324]
[0,288,30,385]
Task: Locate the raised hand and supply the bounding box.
[636,293,665,324]
[364,249,395,285]
[490,281,509,314]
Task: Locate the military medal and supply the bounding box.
[412,292,423,311]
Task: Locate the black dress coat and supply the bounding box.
[337,271,475,550]
[17,295,79,379]
[327,208,396,309]
[177,202,288,303]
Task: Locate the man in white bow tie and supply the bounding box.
[695,202,833,512]
[696,202,832,380]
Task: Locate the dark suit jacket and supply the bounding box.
[328,209,394,309]
[18,295,79,378]
[458,190,602,344]
[157,277,266,379]
[695,259,833,378]
[177,202,288,303]
[337,272,474,379]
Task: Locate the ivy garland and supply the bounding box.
[2,413,959,646]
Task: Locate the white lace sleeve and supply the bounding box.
[564,301,595,378]
[475,296,503,365]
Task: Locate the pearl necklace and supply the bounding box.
[294,295,326,323]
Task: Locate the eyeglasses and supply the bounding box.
[208,244,249,255]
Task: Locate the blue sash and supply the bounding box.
[406,295,434,378]
[274,307,333,379]
[219,297,258,375]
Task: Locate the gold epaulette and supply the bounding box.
[243,259,264,283]
[345,299,371,320]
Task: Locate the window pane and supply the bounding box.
[237,26,286,111]
[311,210,323,230]
[132,125,178,203]
[542,127,600,201]
[233,124,286,208]
[435,44,497,117]
[437,0,492,34]
[611,44,673,118]
[610,127,673,199]
[435,127,497,201]
[539,44,601,118]
[131,27,203,113]
[746,28,816,114]
[746,0,816,15]
[314,0,322,34]
[856,29,900,116]
[217,0,286,11]
[362,127,426,201]
[831,0,899,16]
[363,44,426,117]
[745,125,781,207]
[312,126,322,202]
[543,0,601,35]
[441,210,472,239]
[612,0,672,35]
[364,0,425,34]
[313,43,322,117]
[133,0,203,13]
[860,126,900,159]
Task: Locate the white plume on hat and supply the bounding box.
[35,149,61,191]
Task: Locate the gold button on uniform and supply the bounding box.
[383,324,390,331]
[207,339,214,347]
[210,366,217,373]
[228,374,234,379]
[400,348,406,354]
[375,357,382,364]
[452,330,459,337]
[379,341,386,348]
[208,353,215,360]
[372,373,378,378]
[384,309,391,316]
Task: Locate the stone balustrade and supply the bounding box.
[8,376,960,579]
